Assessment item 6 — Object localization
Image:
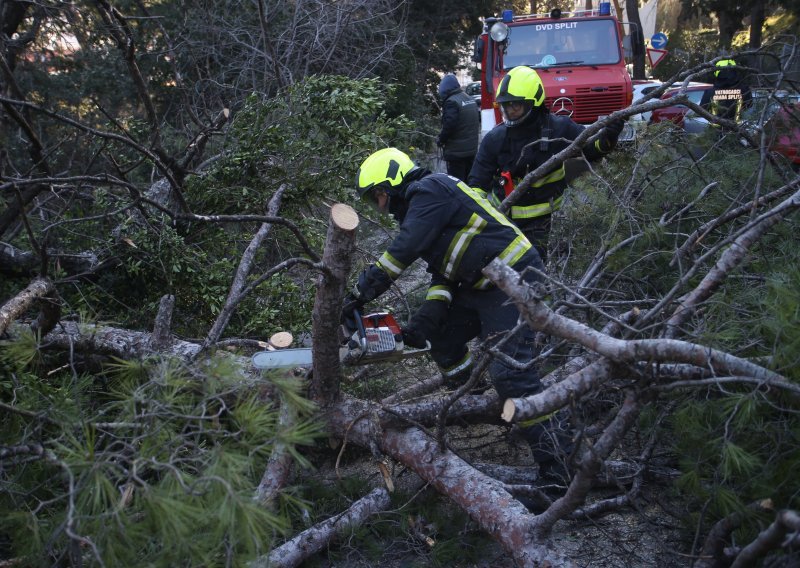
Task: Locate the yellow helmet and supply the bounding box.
[495,66,546,126]
[355,148,417,203]
[714,58,736,77]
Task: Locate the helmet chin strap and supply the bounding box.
[386,184,409,221]
[500,102,536,127]
[502,107,532,127]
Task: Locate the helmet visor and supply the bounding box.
[361,182,391,213]
[499,100,533,125]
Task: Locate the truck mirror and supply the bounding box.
[472,37,484,63]
[622,35,632,59]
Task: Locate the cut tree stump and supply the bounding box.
[269,331,293,349]
[309,203,359,407]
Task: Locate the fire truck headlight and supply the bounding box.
[489,22,509,42]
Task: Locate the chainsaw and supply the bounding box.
[252,310,430,370]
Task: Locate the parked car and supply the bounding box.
[648,82,716,132]
[465,81,481,103]
[629,79,663,124]
[740,91,800,167]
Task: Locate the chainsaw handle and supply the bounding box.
[352,308,368,353]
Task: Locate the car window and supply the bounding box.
[465,82,480,96]
[687,91,706,105]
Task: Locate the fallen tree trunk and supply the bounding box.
[0,276,54,336]
[325,396,575,567]
[253,487,391,568]
[37,320,202,361]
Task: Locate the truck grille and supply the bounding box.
[545,85,629,124]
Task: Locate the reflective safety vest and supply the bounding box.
[374,176,532,292]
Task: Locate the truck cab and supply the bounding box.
[474,3,633,136]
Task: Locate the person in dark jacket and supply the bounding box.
[437,74,481,181]
[712,57,751,121]
[342,147,544,401]
[468,66,625,262]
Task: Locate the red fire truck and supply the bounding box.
[473,3,633,135]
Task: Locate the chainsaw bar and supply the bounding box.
[251,343,431,370]
[252,348,313,369]
[252,311,430,371]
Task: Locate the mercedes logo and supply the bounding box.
[551,97,574,117]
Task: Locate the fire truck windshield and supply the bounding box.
[502,19,620,70]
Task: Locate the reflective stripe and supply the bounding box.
[510,195,564,220]
[518,411,556,428]
[472,187,488,199]
[472,235,532,289]
[594,138,611,154]
[442,353,472,378]
[458,181,524,236]
[528,163,565,188]
[441,213,486,279]
[377,251,405,279]
[426,285,453,303]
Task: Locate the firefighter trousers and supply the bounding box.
[427,250,544,400]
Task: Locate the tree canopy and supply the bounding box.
[3,1,800,567]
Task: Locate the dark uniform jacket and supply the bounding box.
[467,110,609,223]
[439,88,480,160]
[356,172,532,304]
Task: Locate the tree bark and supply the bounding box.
[254,487,391,568]
[625,0,646,79]
[148,294,175,351]
[749,4,764,49]
[254,395,297,509]
[0,276,54,336]
[483,259,785,387]
[308,203,359,407]
[0,242,100,277]
[201,186,286,351]
[37,320,202,361]
[730,510,800,568]
[325,396,575,566]
[695,499,774,568]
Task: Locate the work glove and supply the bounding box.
[408,299,449,339]
[356,267,391,305]
[340,293,364,334]
[401,325,427,349]
[599,117,626,149]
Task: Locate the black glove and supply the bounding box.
[408,299,449,339]
[600,117,626,148]
[401,325,427,349]
[340,293,364,333]
[436,136,444,148]
[356,268,391,305]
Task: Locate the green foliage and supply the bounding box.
[45,75,421,340]
[288,479,493,566]
[193,75,418,213]
[0,347,323,566]
[759,267,800,379]
[652,28,720,81]
[553,126,800,542]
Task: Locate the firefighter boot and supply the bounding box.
[510,410,574,487]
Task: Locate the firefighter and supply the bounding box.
[467,66,625,263]
[341,147,544,403]
[436,74,480,181]
[712,57,751,121]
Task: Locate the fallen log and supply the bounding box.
[0,276,54,336]
[253,487,391,568]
